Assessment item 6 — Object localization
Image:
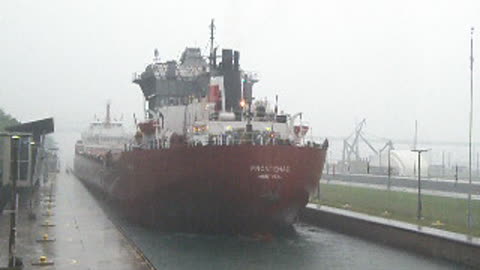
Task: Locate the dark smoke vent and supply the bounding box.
[221,49,241,112]
[222,49,233,71]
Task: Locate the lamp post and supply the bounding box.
[28,141,36,220]
[387,140,393,190]
[411,149,429,220]
[8,135,20,268]
[387,147,391,190]
[467,27,475,231]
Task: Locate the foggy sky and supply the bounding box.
[1,0,480,143]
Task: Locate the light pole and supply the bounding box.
[387,147,391,190]
[387,140,393,190]
[8,135,21,268]
[467,27,474,231]
[412,149,429,220]
[28,141,36,220]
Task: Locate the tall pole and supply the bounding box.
[476,152,480,177]
[412,149,428,220]
[413,120,418,149]
[468,27,474,231]
[8,135,20,267]
[448,152,451,170]
[387,146,391,190]
[455,164,459,186]
[442,151,445,178]
[417,152,422,220]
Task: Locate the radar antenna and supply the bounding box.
[154,48,160,63]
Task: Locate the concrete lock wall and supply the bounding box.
[301,206,480,268]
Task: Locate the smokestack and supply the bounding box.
[221,49,241,113]
[233,51,240,71]
[222,49,233,71]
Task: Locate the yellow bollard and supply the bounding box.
[342,203,351,209]
[32,255,54,266]
[41,219,56,227]
[431,220,444,226]
[37,233,55,242]
[42,210,54,217]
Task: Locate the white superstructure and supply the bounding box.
[76,103,130,155]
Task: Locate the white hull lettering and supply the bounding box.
[250,165,291,174]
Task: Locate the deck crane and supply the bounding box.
[342,119,395,173]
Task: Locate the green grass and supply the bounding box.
[311,183,480,237]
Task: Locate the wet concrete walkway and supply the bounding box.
[0,172,153,269]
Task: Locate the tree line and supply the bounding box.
[0,108,20,131]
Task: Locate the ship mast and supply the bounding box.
[106,102,111,125]
[209,19,215,67]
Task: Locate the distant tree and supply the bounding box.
[0,108,20,131]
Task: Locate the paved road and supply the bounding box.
[324,173,480,196]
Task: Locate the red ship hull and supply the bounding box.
[74,144,327,233]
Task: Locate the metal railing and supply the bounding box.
[124,134,328,152]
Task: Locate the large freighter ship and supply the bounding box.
[74,21,328,233]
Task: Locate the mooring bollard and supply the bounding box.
[31,256,54,266]
[36,233,55,243]
[41,220,56,227]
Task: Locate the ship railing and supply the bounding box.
[124,139,171,152]
[194,133,328,149]
[123,136,328,151]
